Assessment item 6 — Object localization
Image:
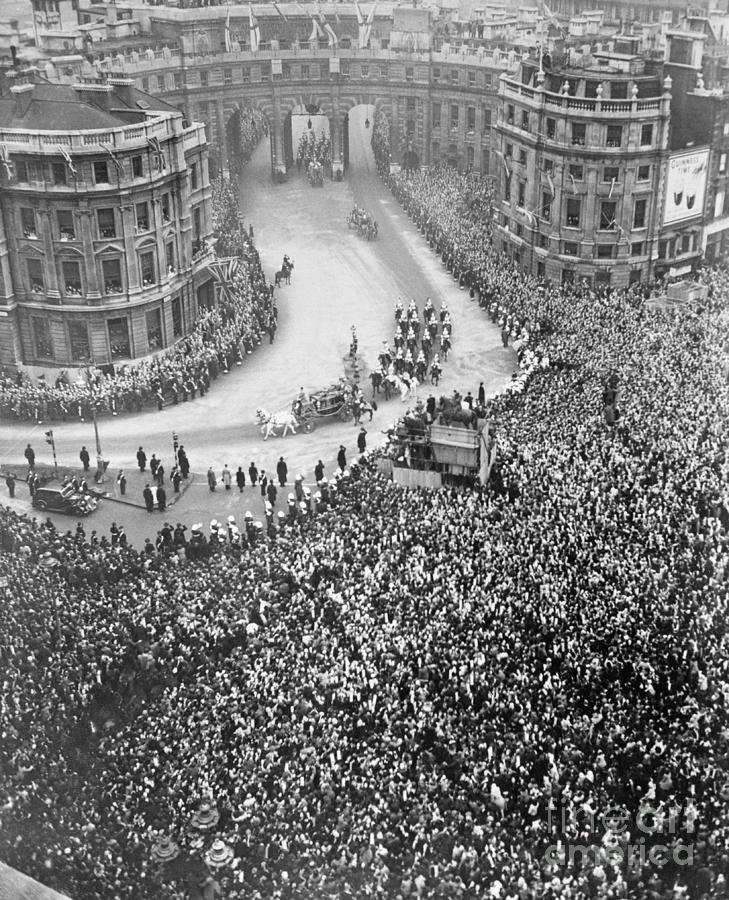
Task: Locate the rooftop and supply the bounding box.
[0,76,178,131]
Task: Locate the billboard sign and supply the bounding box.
[663,149,709,225]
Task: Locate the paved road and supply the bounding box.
[0,114,514,544]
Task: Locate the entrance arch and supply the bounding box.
[225,102,271,178]
[344,103,375,173]
[287,102,329,172]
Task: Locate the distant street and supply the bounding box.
[0,110,514,544]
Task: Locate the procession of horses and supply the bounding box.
[255,256,469,442]
[347,204,378,241]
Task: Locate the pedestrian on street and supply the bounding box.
[501,327,509,348]
[79,446,90,472]
[465,391,474,410]
[117,469,127,496]
[207,467,217,492]
[277,456,288,487]
[172,467,182,493]
[157,484,167,512]
[236,467,246,491]
[352,397,361,425]
[266,481,278,505]
[314,460,324,482]
[27,472,37,496]
[337,445,347,471]
[222,465,232,490]
[357,427,367,454]
[24,444,35,469]
[260,470,268,498]
[155,463,165,486]
[150,454,159,478]
[177,446,190,479]
[143,484,154,512]
[478,381,486,405]
[5,472,16,498]
[137,446,147,473]
[248,462,258,486]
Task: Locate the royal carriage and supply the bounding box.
[346,207,378,241]
[292,381,355,431]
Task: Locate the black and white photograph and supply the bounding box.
[0,0,728,897]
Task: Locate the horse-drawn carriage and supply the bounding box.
[347,206,378,241]
[293,382,355,431]
[308,161,324,187]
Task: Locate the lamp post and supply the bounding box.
[85,358,105,482]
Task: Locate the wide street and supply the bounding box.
[0,108,514,544]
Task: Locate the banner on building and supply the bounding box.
[663,148,709,225]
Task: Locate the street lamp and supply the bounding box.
[84,357,105,482]
[365,116,370,129]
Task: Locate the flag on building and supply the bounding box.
[324,22,339,46]
[249,3,260,53]
[308,17,324,44]
[354,0,367,49]
[272,1,288,23]
[224,5,232,52]
[363,3,378,49]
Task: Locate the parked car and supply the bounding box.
[32,486,97,516]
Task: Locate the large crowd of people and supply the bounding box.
[2,163,729,900]
[0,218,274,425]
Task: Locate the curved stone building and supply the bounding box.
[0,75,212,371]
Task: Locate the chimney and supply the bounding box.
[73,81,114,112]
[10,82,34,117]
[107,77,134,108]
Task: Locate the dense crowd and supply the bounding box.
[227,107,269,178]
[2,167,729,900]
[372,107,392,177]
[0,195,273,425]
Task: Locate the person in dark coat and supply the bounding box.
[248,462,258,485]
[156,484,166,512]
[79,446,90,472]
[277,456,288,487]
[314,460,324,482]
[266,481,278,505]
[137,447,147,473]
[117,469,127,496]
[5,472,16,498]
[357,428,367,454]
[150,454,159,478]
[143,483,154,512]
[260,471,268,498]
[177,446,190,479]
[155,463,165,486]
[24,444,35,469]
[337,445,347,471]
[236,467,246,491]
[478,382,486,405]
[172,467,182,493]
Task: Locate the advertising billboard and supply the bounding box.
[663,149,709,225]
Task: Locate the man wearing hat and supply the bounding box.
[337,445,347,471]
[314,460,324,483]
[276,456,288,487]
[357,427,367,454]
[266,480,278,505]
[143,483,154,513]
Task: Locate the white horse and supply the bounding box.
[390,374,419,403]
[256,407,299,440]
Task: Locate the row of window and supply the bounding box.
[31,301,184,362]
[152,64,492,93]
[11,156,200,191]
[431,143,490,172]
[506,146,653,184]
[506,112,656,149]
[432,103,491,132]
[504,177,650,230]
[18,196,178,241]
[25,243,180,297]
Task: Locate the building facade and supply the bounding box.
[0,76,213,371]
[493,54,671,288]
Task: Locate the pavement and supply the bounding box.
[0,106,515,547]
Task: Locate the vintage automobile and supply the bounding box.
[32,486,97,516]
